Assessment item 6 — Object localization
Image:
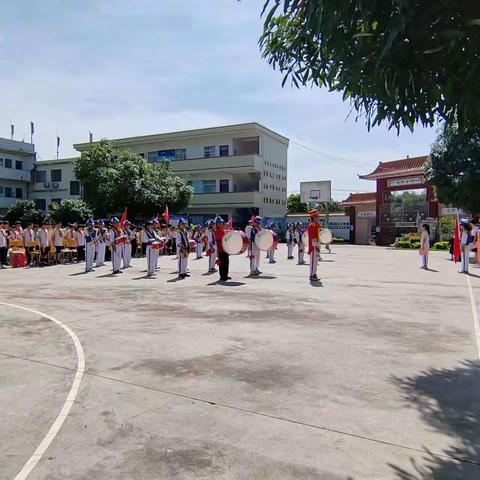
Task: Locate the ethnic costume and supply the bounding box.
[142,222,161,277]
[204,220,217,273]
[95,219,107,267]
[286,224,295,259]
[108,217,124,274]
[295,222,306,265]
[176,218,190,278]
[307,209,321,281]
[84,218,97,272]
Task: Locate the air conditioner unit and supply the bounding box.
[52,182,59,189]
[43,182,50,188]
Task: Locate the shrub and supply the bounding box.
[433,241,450,250]
[411,241,421,249]
[332,237,345,243]
[395,240,412,249]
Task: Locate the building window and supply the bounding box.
[0,158,3,167]
[147,151,158,163]
[15,187,23,198]
[15,160,23,170]
[138,153,145,158]
[70,181,81,196]
[219,145,229,157]
[0,186,3,196]
[51,169,62,182]
[191,179,216,193]
[204,145,215,158]
[175,148,187,160]
[219,179,229,193]
[4,158,12,168]
[34,170,47,183]
[35,199,46,211]
[4,187,12,197]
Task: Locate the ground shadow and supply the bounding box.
[390,360,480,479]
[424,268,440,273]
[201,271,216,276]
[96,273,119,278]
[467,272,480,279]
[309,280,323,287]
[69,271,91,276]
[132,275,155,280]
[207,281,245,287]
[244,275,277,279]
[166,276,186,283]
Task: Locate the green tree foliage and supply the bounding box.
[317,200,344,213]
[74,140,193,218]
[49,199,94,225]
[4,200,43,226]
[260,1,480,132]
[425,125,480,215]
[287,193,308,212]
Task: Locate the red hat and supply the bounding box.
[308,209,319,218]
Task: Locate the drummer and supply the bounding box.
[307,209,321,282]
[122,219,134,269]
[204,219,217,273]
[142,221,161,277]
[193,224,203,259]
[214,216,231,282]
[267,222,277,264]
[108,217,124,275]
[286,223,295,259]
[176,218,190,279]
[247,216,262,276]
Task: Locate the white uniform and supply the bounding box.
[38,228,49,248]
[176,229,189,275]
[123,229,133,268]
[460,229,471,273]
[84,229,96,272]
[205,229,217,271]
[420,230,430,269]
[95,228,107,267]
[296,229,305,264]
[108,229,123,273]
[23,228,34,244]
[53,228,63,249]
[247,225,261,274]
[142,229,160,276]
[286,229,295,259]
[194,231,203,259]
[75,230,85,247]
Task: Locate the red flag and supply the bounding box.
[119,207,127,229]
[226,217,233,231]
[162,205,169,224]
[453,214,461,263]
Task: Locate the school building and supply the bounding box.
[74,123,289,226]
[0,138,36,215]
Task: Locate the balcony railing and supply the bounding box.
[189,191,258,207]
[0,168,32,182]
[170,154,262,175]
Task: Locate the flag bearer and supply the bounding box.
[108,217,124,274]
[142,221,160,277]
[176,218,190,278]
[296,222,306,265]
[308,209,321,282]
[95,219,107,267]
[84,218,97,272]
[122,220,134,268]
[286,223,295,259]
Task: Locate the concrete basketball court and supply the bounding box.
[1,245,479,480]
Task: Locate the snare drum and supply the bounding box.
[222,230,249,255]
[151,239,165,250]
[254,229,278,252]
[320,228,333,244]
[114,235,127,245]
[189,239,196,252]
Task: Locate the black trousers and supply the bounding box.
[219,251,229,280]
[77,246,85,261]
[0,247,7,265]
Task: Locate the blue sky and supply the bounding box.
[0,0,438,199]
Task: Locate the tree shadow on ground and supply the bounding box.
[390,360,480,479]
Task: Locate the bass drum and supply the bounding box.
[222,230,249,255]
[320,228,333,244]
[254,229,278,252]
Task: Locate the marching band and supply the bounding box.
[0,209,332,281]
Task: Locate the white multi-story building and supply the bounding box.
[28,158,81,211]
[0,138,35,215]
[74,122,289,225]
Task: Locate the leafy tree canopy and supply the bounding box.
[260,0,480,132]
[4,200,44,226]
[287,193,308,212]
[49,199,94,225]
[425,124,480,215]
[74,140,193,219]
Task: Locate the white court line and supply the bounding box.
[0,301,85,480]
[466,276,480,360]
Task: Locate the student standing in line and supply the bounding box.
[214,216,231,282]
[0,221,8,268]
[419,224,430,270]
